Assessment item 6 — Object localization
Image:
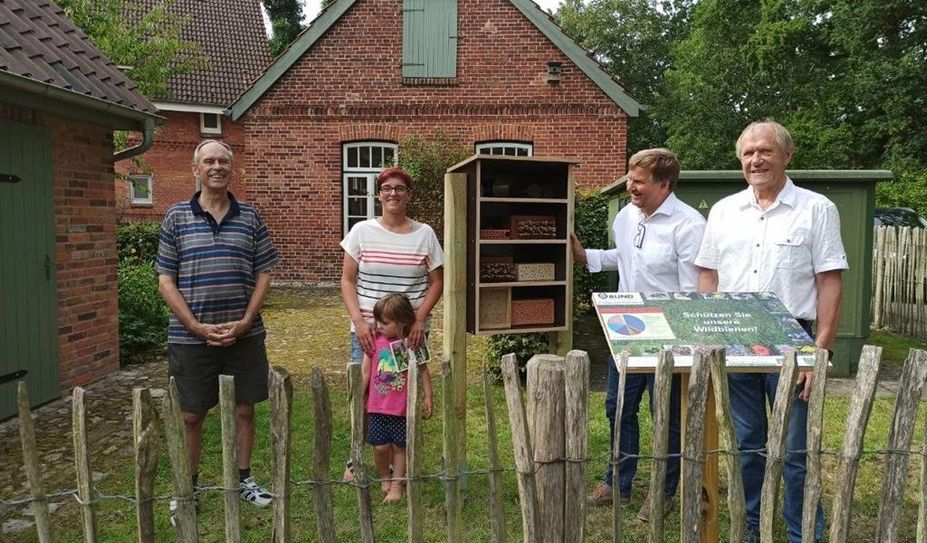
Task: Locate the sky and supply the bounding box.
[296,0,563,22]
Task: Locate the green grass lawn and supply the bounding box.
[8,289,927,542]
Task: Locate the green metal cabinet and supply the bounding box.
[601,170,892,376]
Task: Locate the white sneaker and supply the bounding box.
[239,476,272,507]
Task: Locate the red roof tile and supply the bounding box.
[129,0,273,106]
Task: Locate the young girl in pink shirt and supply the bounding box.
[362,293,433,503]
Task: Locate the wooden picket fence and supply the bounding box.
[872,225,927,341]
[9,345,927,542]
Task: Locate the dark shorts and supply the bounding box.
[366,412,406,447]
[168,332,269,413]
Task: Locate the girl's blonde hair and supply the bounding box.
[373,293,417,336]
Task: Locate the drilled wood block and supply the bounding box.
[510,215,557,239]
[479,287,512,329]
[481,256,516,283]
[516,263,555,282]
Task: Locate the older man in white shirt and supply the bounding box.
[695,120,847,543]
[572,148,705,521]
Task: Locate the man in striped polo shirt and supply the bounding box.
[156,140,278,522]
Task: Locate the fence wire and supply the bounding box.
[3,445,925,509]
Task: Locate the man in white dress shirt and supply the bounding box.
[695,120,847,543]
[572,148,705,520]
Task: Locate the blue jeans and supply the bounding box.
[728,373,824,543]
[602,362,681,497]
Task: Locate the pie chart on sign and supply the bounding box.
[607,314,647,336]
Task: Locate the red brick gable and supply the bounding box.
[251,0,626,123]
[240,0,632,283]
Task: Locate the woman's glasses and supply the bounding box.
[379,185,409,195]
[634,221,646,248]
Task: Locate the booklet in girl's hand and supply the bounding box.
[389,339,431,372]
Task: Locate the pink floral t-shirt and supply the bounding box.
[366,334,409,417]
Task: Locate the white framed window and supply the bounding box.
[343,142,398,235]
[200,112,222,135]
[129,174,153,205]
[476,141,533,157]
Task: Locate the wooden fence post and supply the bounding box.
[829,345,882,542]
[217,375,240,543]
[611,352,629,543]
[501,353,540,542]
[649,350,675,543]
[681,350,711,543]
[443,170,468,543]
[759,351,798,543]
[72,387,97,543]
[709,349,744,543]
[800,350,830,543]
[18,382,53,543]
[528,354,566,543]
[133,387,160,543]
[919,380,927,543]
[483,368,507,543]
[348,363,375,543]
[873,225,885,328]
[564,350,590,543]
[877,348,927,542]
[310,368,336,543]
[270,367,293,543]
[163,377,198,543]
[406,358,424,543]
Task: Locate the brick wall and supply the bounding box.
[1,105,122,390]
[51,116,122,389]
[117,110,248,223]
[243,0,630,283]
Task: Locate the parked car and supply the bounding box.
[874,207,927,228]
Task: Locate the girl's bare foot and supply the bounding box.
[342,461,355,483]
[380,479,391,493]
[382,482,403,504]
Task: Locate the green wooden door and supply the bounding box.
[0,120,59,419]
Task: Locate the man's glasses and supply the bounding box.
[634,221,646,249]
[379,185,409,195]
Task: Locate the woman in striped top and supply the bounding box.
[340,166,444,481]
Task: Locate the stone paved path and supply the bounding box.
[0,359,168,535]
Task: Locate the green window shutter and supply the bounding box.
[402,0,457,78]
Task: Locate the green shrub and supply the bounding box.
[117,260,168,361]
[485,332,550,382]
[398,133,471,234]
[573,189,611,314]
[117,222,161,263]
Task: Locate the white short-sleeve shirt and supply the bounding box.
[586,192,706,292]
[694,178,848,320]
[341,219,444,329]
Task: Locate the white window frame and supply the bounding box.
[342,142,398,235]
[129,174,153,205]
[476,141,533,157]
[200,112,222,135]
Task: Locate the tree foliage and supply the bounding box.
[263,0,305,57]
[555,0,927,211]
[556,0,692,152]
[397,133,471,234]
[58,0,205,99]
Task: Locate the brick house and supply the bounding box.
[0,0,160,417]
[117,0,271,221]
[229,0,641,283]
